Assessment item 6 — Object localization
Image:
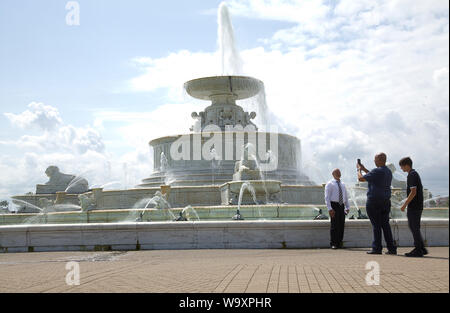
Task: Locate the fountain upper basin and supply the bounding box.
[184,76,262,101]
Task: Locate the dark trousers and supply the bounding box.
[407,209,425,250]
[330,202,345,247]
[366,198,396,252]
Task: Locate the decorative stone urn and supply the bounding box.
[160,185,171,199]
[220,144,282,205]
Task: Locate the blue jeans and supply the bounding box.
[366,198,396,252]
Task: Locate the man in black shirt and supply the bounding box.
[399,157,428,257]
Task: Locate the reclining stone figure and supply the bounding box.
[36,166,89,194]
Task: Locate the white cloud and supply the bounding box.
[4,102,62,131]
[1,1,448,199]
[121,0,449,195]
[0,103,154,200]
[129,50,221,102]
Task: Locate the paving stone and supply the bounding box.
[0,247,447,293]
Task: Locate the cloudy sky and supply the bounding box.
[0,0,448,202]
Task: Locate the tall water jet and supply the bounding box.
[217,3,270,131]
[218,2,243,76]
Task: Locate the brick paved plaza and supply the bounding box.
[0,247,448,293]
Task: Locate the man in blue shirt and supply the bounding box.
[357,152,397,255]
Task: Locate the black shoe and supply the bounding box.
[405,249,423,257]
[385,250,397,255]
[422,248,429,255]
[367,250,382,255]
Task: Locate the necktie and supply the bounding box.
[337,181,343,205]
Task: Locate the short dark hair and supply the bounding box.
[399,157,413,167]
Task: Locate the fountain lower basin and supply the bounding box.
[0,218,448,253]
[1,205,448,225]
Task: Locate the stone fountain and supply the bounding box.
[139,75,313,189]
[0,3,447,253]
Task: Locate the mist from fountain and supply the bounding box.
[122,162,129,190]
[301,160,327,185]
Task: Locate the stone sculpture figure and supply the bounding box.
[244,111,258,130]
[44,166,73,186]
[233,144,260,180]
[219,109,234,127]
[36,166,89,194]
[78,194,96,212]
[38,198,55,212]
[190,111,205,131]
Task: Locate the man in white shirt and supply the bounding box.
[325,169,350,249]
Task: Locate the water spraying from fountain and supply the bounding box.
[233,181,258,220]
[210,148,222,185]
[160,152,169,172]
[159,152,177,185]
[12,199,44,214]
[424,195,449,208]
[239,83,270,132]
[347,186,368,219]
[130,191,173,222]
[91,181,123,190]
[175,205,200,221]
[313,207,328,220]
[245,143,270,204]
[217,2,270,131]
[64,175,88,193]
[218,2,243,76]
